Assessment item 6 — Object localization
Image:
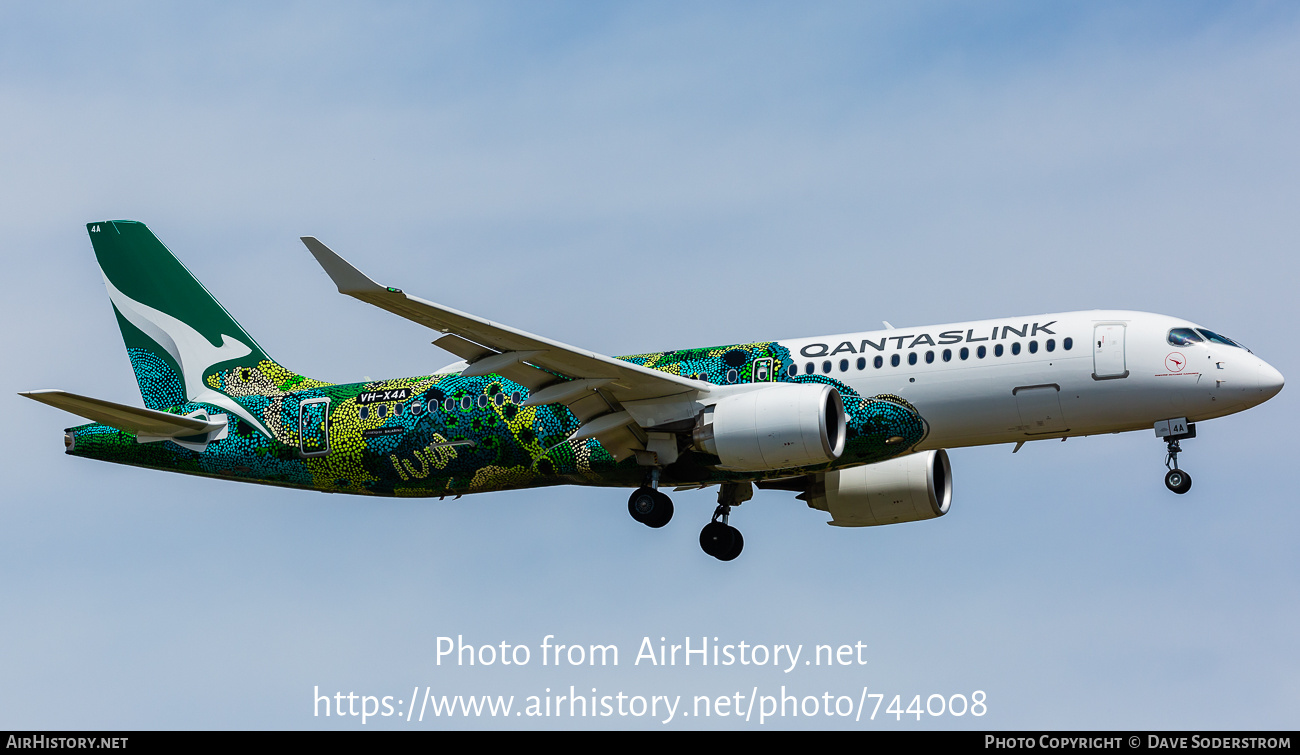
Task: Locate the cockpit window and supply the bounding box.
[1196,329,1248,351]
[1167,328,1203,347]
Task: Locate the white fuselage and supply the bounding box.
[780,310,1284,450]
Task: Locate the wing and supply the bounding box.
[301,237,711,461]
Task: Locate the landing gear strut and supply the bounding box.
[1164,439,1192,494]
[628,468,673,528]
[1158,419,1196,495]
[699,482,751,561]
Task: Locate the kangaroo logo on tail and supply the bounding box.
[88,220,307,438]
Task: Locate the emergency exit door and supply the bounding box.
[299,397,331,458]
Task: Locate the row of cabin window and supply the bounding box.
[688,369,744,384]
[357,391,526,420]
[788,337,1074,377]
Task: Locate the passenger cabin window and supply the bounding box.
[960,347,969,360]
[977,346,987,359]
[1028,341,1038,354]
[1168,328,1204,347]
[891,354,900,367]
[908,353,917,365]
[942,349,952,362]
[994,344,1004,357]
[1063,337,1073,350]
[1046,339,1055,352]
[1011,342,1021,355]
[874,356,884,369]
[856,357,866,370]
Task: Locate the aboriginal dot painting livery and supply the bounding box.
[22,221,1284,561]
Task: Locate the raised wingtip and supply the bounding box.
[300,236,385,295]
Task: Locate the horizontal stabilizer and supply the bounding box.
[20,389,224,438]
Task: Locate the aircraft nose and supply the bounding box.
[1255,360,1284,402]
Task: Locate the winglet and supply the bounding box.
[300,237,387,294]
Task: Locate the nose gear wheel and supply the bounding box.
[1163,438,1192,494]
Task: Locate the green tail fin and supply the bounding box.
[87,220,297,410]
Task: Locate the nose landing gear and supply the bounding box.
[1157,419,1196,495]
[1164,463,1191,494]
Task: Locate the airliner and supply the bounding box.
[21,221,1284,561]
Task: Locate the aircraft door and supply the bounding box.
[299,397,331,458]
[1092,324,1129,380]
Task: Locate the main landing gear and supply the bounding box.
[628,470,674,528]
[625,474,752,561]
[699,482,751,562]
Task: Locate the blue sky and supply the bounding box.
[2,1,1297,729]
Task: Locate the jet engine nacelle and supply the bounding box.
[807,449,952,527]
[693,384,846,471]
